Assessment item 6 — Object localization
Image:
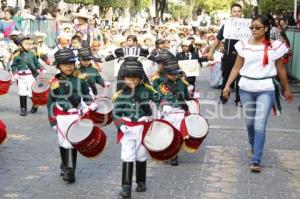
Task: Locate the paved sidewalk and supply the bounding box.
[0,68,299,199]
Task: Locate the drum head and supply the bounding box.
[0,70,11,81]
[67,119,94,143]
[32,79,50,93]
[185,115,208,138]
[94,98,113,114]
[144,121,174,152]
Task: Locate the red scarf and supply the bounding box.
[263,39,271,67]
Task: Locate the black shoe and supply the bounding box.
[19,96,27,116]
[20,108,27,116]
[31,105,38,113]
[60,164,65,177]
[63,149,77,183]
[120,162,133,198]
[136,182,146,192]
[63,168,75,183]
[119,185,131,198]
[135,161,147,192]
[170,156,178,166]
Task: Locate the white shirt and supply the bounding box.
[235,40,288,92]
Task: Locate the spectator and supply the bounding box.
[0,7,17,42]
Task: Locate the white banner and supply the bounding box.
[178,60,200,77]
[223,18,252,40]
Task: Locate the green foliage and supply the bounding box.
[168,3,190,18]
[96,0,132,8]
[194,0,235,13]
[64,0,94,4]
[259,0,299,14]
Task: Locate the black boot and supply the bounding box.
[59,147,67,177]
[119,162,133,198]
[19,96,27,116]
[31,105,38,113]
[30,98,38,113]
[136,161,147,192]
[170,156,178,166]
[63,149,77,183]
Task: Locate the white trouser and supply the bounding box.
[120,125,148,162]
[17,74,35,97]
[163,108,185,130]
[56,114,79,149]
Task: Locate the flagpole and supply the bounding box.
[294,0,297,21]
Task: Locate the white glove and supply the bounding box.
[188,85,194,93]
[88,102,98,111]
[104,81,110,88]
[193,92,200,99]
[162,105,173,115]
[138,116,152,122]
[120,125,131,134]
[82,106,90,115]
[52,125,57,131]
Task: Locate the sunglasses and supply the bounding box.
[249,26,265,30]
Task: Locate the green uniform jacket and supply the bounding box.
[152,75,165,91]
[75,65,105,95]
[11,51,42,77]
[47,73,93,127]
[159,78,190,110]
[113,83,162,129]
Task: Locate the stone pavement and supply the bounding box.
[0,68,300,199]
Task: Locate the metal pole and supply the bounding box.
[294,0,297,21]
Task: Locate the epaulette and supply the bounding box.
[112,90,123,102]
[49,76,60,90]
[73,69,88,80]
[143,83,157,93]
[150,74,160,81]
[180,78,189,86]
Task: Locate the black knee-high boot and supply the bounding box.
[119,162,133,198]
[30,98,38,113]
[19,96,27,116]
[136,161,147,192]
[63,149,77,183]
[59,147,67,177]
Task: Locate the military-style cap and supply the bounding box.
[14,34,31,45]
[54,48,76,65]
[78,48,93,60]
[123,60,144,78]
[163,59,181,75]
[155,49,176,65]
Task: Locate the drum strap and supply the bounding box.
[19,53,38,79]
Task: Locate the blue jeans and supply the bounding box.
[239,89,275,164]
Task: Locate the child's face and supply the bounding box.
[20,39,31,51]
[166,73,178,81]
[80,59,91,67]
[59,63,75,76]
[124,76,141,89]
[71,39,81,49]
[4,11,11,20]
[127,38,135,47]
[144,39,152,47]
[163,42,170,49]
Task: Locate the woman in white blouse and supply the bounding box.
[223,15,293,172]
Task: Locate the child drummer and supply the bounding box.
[47,48,97,183]
[75,47,110,96]
[158,58,191,166]
[11,34,45,116]
[113,60,162,198]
